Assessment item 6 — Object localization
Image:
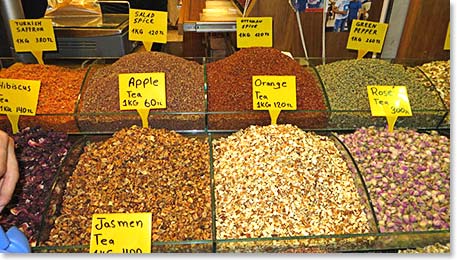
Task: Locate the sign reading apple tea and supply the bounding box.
[119,72,166,128]
[367,85,412,132]
[129,9,168,51]
[252,76,296,124]
[0,79,41,134]
[90,212,152,253]
[9,19,56,64]
[236,17,273,48]
[347,20,389,59]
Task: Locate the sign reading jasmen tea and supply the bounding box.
[90,213,152,253]
[9,19,56,64]
[347,20,388,59]
[0,78,41,134]
[252,75,296,125]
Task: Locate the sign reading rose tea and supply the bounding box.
[0,78,40,134]
[236,17,273,48]
[90,213,152,253]
[367,85,412,132]
[252,76,296,124]
[347,20,389,59]
[9,19,56,64]
[129,9,168,51]
[119,72,166,128]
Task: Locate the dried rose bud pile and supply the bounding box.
[0,127,71,246]
[44,126,211,246]
[337,127,450,232]
[213,124,372,239]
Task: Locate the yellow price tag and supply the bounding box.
[252,76,296,125]
[367,86,412,132]
[9,19,56,64]
[444,22,450,50]
[346,20,389,59]
[129,9,168,51]
[0,79,41,134]
[237,17,273,48]
[119,73,166,128]
[90,213,152,253]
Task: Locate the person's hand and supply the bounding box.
[0,131,19,213]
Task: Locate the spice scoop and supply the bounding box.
[0,226,31,253]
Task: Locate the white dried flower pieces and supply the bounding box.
[213,124,372,239]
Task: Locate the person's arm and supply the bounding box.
[0,131,19,213]
[332,3,347,15]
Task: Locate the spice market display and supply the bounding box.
[0,127,72,247]
[77,51,205,132]
[315,59,447,129]
[0,63,87,132]
[206,47,328,130]
[0,3,450,251]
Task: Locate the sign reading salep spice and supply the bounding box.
[0,79,41,134]
[252,76,296,124]
[119,72,166,128]
[236,17,273,48]
[129,9,168,51]
[347,20,388,59]
[9,19,56,64]
[90,213,152,253]
[367,85,412,132]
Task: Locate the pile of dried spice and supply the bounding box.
[0,127,71,246]
[399,243,450,254]
[206,47,328,130]
[78,52,205,132]
[417,60,450,126]
[43,126,211,248]
[0,63,87,132]
[316,59,446,129]
[337,127,450,233]
[213,124,373,241]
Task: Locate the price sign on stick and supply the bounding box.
[444,22,450,50]
[367,85,412,133]
[129,9,168,51]
[0,79,40,134]
[119,73,166,128]
[9,19,56,64]
[347,20,389,59]
[90,213,152,253]
[236,17,273,48]
[252,76,296,125]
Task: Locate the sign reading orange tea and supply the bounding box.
[252,75,296,124]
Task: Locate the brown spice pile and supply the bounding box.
[0,63,87,132]
[206,47,328,130]
[78,52,205,131]
[44,126,211,246]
